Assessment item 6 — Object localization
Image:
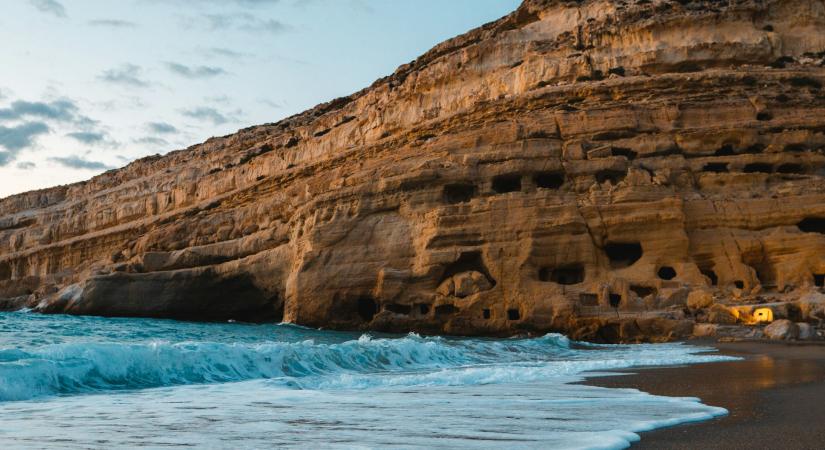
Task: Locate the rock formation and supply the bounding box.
[2,0,825,342]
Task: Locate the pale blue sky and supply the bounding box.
[0,0,520,198]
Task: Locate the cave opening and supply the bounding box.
[743,144,766,154]
[714,144,736,156]
[507,308,521,320]
[595,169,626,185]
[604,242,643,268]
[611,147,638,160]
[701,269,719,286]
[418,304,430,315]
[443,183,476,204]
[534,171,565,189]
[357,296,378,322]
[657,266,677,280]
[439,251,496,287]
[492,174,522,193]
[776,163,805,174]
[743,163,773,173]
[0,262,10,281]
[483,308,491,319]
[815,274,825,288]
[539,264,585,285]
[385,303,411,315]
[798,217,825,234]
[630,285,656,298]
[608,293,622,308]
[435,304,459,317]
[703,162,729,173]
[784,143,808,153]
[734,280,745,289]
[756,112,773,121]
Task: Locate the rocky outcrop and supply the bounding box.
[2,0,825,342]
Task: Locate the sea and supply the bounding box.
[0,311,737,449]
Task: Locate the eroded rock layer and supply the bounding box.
[3,0,825,341]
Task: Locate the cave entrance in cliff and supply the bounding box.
[507,308,520,320]
[776,163,805,174]
[492,174,522,194]
[438,251,496,287]
[443,183,476,204]
[702,162,729,173]
[743,163,773,174]
[595,169,626,185]
[534,171,565,189]
[630,285,656,298]
[815,274,825,288]
[797,218,825,234]
[385,303,411,315]
[657,266,677,280]
[608,294,622,308]
[610,147,637,160]
[357,296,378,322]
[539,264,584,285]
[603,242,643,269]
[0,262,10,281]
[701,269,719,286]
[714,144,736,156]
[435,304,459,318]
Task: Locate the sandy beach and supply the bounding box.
[586,340,825,449]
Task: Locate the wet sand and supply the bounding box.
[586,340,825,449]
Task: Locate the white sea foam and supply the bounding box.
[0,312,737,449]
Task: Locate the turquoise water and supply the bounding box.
[0,311,736,449]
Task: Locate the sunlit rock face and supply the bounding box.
[2,0,825,342]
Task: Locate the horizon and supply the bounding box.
[0,0,520,199]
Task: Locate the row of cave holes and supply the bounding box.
[356,251,522,322]
[443,171,565,204]
[355,297,522,322]
[702,161,807,175]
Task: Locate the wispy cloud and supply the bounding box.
[260,99,283,109]
[146,122,178,134]
[190,13,290,35]
[88,19,138,28]
[0,99,80,123]
[16,161,36,170]
[201,47,249,60]
[66,131,105,145]
[181,106,240,125]
[133,136,169,146]
[29,0,66,18]
[165,62,227,79]
[99,64,150,88]
[0,122,50,166]
[48,155,114,171]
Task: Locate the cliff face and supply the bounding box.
[2,0,825,341]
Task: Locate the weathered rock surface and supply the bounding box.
[2,0,825,341]
[764,319,800,340]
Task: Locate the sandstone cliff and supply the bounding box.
[2,0,825,342]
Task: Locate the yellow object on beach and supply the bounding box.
[753,308,774,323]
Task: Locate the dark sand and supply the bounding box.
[586,340,825,449]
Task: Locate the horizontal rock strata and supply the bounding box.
[2,0,825,341]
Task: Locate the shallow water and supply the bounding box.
[0,311,736,449]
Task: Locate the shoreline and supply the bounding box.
[584,339,825,449]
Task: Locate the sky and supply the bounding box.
[0,0,521,198]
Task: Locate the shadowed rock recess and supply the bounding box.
[2,0,825,342]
